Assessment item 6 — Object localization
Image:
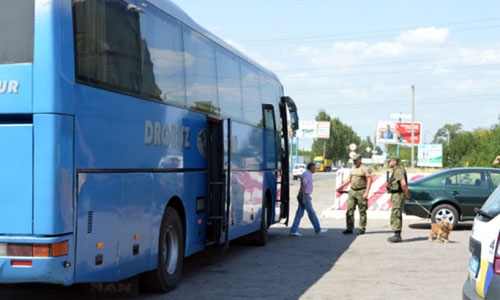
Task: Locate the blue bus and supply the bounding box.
[0,0,298,293]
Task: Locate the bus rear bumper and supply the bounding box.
[0,235,74,285]
[0,257,74,285]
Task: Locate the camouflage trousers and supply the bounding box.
[346,189,367,231]
[390,192,405,232]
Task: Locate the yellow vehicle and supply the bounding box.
[313,156,333,172]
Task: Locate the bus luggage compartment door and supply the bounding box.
[0,124,33,234]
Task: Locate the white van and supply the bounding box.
[463,185,500,299]
[292,164,306,180]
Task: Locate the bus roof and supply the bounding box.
[149,0,280,82]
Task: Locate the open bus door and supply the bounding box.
[279,96,299,226]
[206,118,231,248]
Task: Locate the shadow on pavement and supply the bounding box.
[402,236,430,243]
[0,281,139,299]
[409,222,473,231]
[162,226,356,300]
[363,230,393,235]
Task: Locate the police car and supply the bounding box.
[463,185,500,299]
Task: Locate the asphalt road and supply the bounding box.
[0,172,472,299]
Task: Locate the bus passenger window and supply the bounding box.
[263,105,276,131]
[73,0,161,99]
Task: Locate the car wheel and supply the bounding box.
[431,204,458,228]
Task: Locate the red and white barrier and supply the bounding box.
[330,168,426,211]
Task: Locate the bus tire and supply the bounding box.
[140,207,184,293]
[255,199,269,246]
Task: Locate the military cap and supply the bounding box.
[352,153,362,160]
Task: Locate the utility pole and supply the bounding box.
[411,85,415,169]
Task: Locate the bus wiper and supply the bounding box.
[474,207,493,220]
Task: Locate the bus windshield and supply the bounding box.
[0,1,34,64]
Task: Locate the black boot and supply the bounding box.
[388,231,402,243]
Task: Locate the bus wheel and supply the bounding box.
[140,207,184,293]
[255,199,269,246]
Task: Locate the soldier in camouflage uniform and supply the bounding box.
[387,157,411,243]
[336,153,372,235]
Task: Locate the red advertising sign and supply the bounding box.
[395,122,421,144]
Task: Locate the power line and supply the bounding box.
[276,62,500,78]
[275,47,500,73]
[236,17,500,46]
[328,93,500,109]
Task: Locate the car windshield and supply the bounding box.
[480,185,500,218]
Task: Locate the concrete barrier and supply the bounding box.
[322,168,426,214]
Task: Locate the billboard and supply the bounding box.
[396,122,421,144]
[296,121,316,138]
[296,121,331,139]
[316,121,331,139]
[376,121,422,145]
[417,144,443,167]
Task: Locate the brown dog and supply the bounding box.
[428,220,452,243]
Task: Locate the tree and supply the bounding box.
[311,110,360,164]
[490,123,500,166]
[433,123,462,144]
[445,131,477,167]
[437,124,500,168]
[359,136,377,158]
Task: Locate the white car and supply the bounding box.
[292,164,306,180]
[463,185,500,299]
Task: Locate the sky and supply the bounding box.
[174,1,500,149]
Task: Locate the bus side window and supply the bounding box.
[74,0,160,99]
[241,62,262,125]
[263,105,276,131]
[101,2,142,95]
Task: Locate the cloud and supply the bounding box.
[292,26,452,69]
[329,41,406,58]
[226,39,286,71]
[295,46,321,56]
[431,47,500,76]
[226,39,246,54]
[396,27,450,46]
[448,79,481,92]
[478,49,500,64]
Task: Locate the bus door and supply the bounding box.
[279,97,299,226]
[206,118,229,246]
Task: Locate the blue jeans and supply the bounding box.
[290,193,321,233]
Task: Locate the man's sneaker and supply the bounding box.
[342,229,353,235]
[289,232,303,237]
[317,228,328,234]
[358,229,365,235]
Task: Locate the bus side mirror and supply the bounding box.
[281,96,299,131]
[289,111,299,131]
